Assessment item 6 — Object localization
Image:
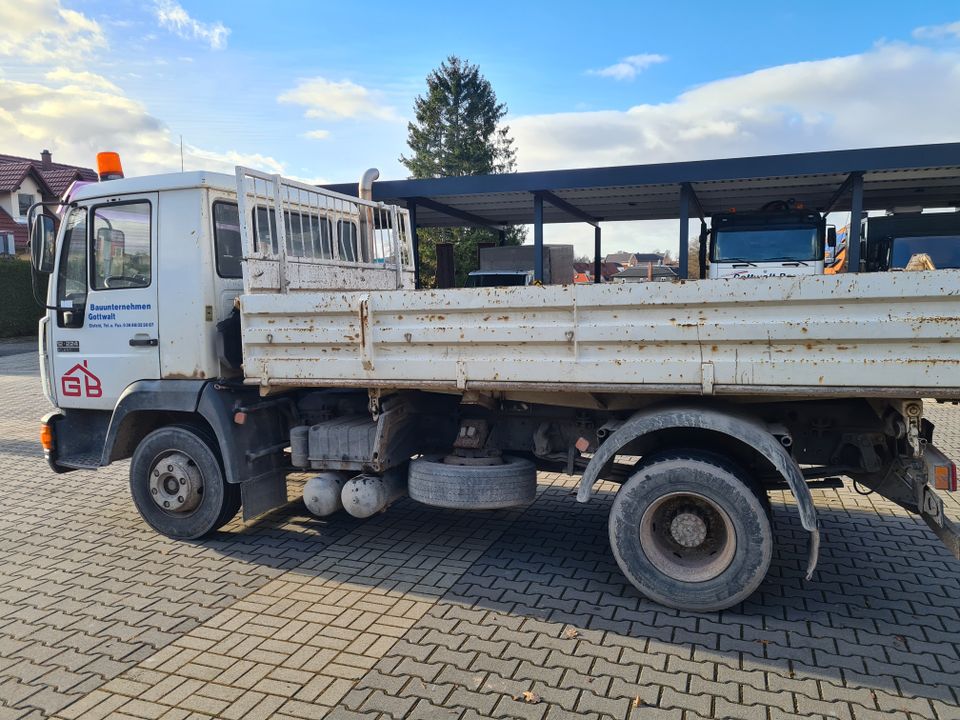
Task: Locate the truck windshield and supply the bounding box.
[713,227,820,263]
[890,235,960,269]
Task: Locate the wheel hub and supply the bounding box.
[149,452,203,513]
[669,512,708,548]
[638,492,736,583]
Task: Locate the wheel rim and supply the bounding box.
[148,451,204,514]
[638,491,736,583]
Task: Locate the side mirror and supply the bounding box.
[826,227,837,249]
[30,214,56,274]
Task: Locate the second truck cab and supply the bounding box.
[862,211,960,272]
[707,202,829,279]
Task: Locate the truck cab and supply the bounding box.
[706,202,829,279]
[862,211,960,272]
[35,171,244,413]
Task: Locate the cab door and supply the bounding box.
[51,194,160,410]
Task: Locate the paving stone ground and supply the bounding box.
[0,349,957,720]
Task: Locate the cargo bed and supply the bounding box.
[240,269,960,400]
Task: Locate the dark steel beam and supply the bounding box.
[594,226,602,283]
[537,190,600,226]
[680,182,706,222]
[409,196,504,231]
[679,185,691,279]
[823,173,856,214]
[534,192,544,283]
[847,172,864,272]
[325,143,960,202]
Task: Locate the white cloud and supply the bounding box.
[0,0,105,63]
[513,42,960,256]
[913,21,960,40]
[44,67,122,94]
[153,0,229,50]
[278,77,399,121]
[587,53,668,81]
[514,43,960,171]
[0,1,298,184]
[303,129,331,140]
[0,72,285,178]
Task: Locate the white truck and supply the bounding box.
[29,162,959,612]
[706,202,835,279]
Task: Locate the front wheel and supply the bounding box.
[130,425,239,540]
[609,451,772,612]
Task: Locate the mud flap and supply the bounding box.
[241,472,287,522]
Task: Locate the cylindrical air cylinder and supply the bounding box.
[303,471,348,517]
[341,469,407,519]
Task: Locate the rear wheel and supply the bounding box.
[130,425,239,539]
[609,450,772,612]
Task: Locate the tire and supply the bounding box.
[408,454,537,509]
[609,450,773,612]
[130,425,239,540]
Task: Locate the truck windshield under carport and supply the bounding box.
[714,226,820,263]
[891,235,960,269]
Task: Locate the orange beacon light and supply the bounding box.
[96,152,124,181]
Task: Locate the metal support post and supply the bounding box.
[594,226,602,283]
[847,172,864,272]
[533,192,544,283]
[679,184,690,280]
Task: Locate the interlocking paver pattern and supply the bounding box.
[0,348,957,719]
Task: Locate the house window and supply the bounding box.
[18,193,34,217]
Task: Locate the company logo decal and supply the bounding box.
[61,360,102,398]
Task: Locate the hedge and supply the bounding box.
[0,257,47,338]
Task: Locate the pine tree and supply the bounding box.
[401,56,525,286]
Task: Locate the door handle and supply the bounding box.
[129,338,159,347]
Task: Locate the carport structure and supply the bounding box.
[325,142,960,286]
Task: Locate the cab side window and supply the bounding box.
[91,202,151,290]
[56,207,88,328]
[213,202,243,278]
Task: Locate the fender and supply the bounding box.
[577,405,820,579]
[101,379,207,464]
[101,379,262,486]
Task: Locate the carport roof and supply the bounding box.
[324,142,960,228]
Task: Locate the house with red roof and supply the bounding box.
[0,150,98,254]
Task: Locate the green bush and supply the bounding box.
[0,257,47,338]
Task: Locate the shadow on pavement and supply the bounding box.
[194,480,959,706]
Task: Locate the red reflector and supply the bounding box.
[233,411,247,425]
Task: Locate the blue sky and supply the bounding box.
[2,1,959,252]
